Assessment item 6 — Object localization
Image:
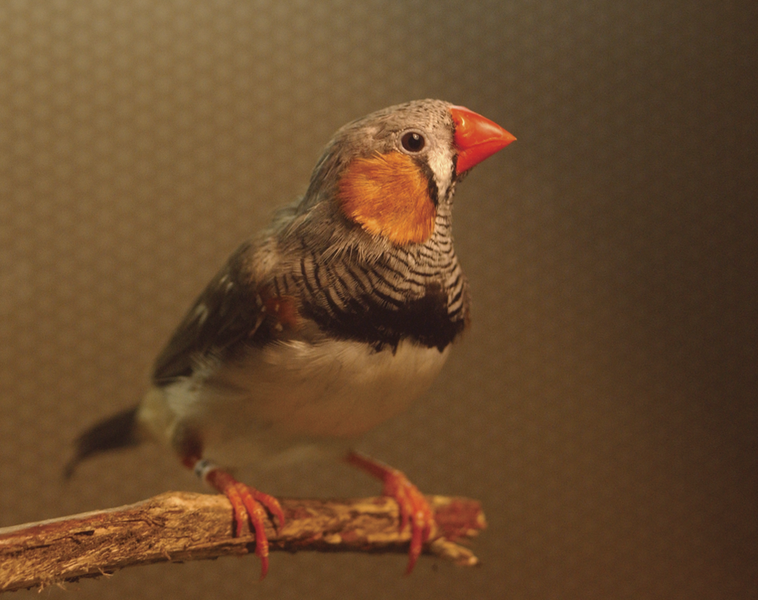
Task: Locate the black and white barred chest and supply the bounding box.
[272,217,469,352]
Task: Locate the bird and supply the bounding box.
[65,99,515,579]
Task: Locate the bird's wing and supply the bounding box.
[151,241,268,385]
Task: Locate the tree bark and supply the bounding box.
[0,492,486,593]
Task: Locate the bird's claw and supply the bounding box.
[381,469,436,574]
[204,468,285,580]
[346,451,436,574]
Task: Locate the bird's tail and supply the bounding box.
[64,405,142,479]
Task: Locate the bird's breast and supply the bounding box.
[180,338,449,464]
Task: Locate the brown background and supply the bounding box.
[1,1,756,599]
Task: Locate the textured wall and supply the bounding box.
[0,1,756,599]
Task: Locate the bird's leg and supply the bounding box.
[346,450,436,574]
[182,455,285,580]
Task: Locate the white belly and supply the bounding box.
[141,339,449,467]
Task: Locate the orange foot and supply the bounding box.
[346,451,435,574]
[203,466,285,580]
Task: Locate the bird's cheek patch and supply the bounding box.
[337,153,436,245]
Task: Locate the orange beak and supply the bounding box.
[450,105,516,175]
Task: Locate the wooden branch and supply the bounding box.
[0,492,486,593]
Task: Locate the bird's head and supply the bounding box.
[293,99,515,251]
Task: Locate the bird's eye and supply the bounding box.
[401,131,426,153]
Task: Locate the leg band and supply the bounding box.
[193,458,217,481]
